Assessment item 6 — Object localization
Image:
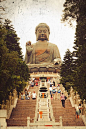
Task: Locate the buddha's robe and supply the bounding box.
[25,41,61,64]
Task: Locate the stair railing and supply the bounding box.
[70,86,86,126]
[0,89,18,119]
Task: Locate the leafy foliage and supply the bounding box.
[3,19,23,59]
[60,49,74,92]
[61,0,86,99]
[0,20,30,104]
[62,0,86,25]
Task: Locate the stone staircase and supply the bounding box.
[51,98,85,126]
[38,98,50,121]
[6,85,39,126]
[7,99,36,126]
[6,82,85,127]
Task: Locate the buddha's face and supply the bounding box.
[36,27,49,41]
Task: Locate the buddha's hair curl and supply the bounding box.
[35,23,50,34]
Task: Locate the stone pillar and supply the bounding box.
[78,99,82,105]
[19,92,21,99]
[82,99,86,116]
[73,95,76,104]
[72,92,75,103]
[70,86,73,97]
[1,100,5,109]
[0,110,7,129]
[13,89,16,100]
[59,116,62,126]
[65,90,68,98]
[76,92,80,105]
[9,92,12,108]
[11,96,14,105]
[27,117,30,129]
[6,100,9,115]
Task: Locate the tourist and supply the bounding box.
[31,80,34,88]
[50,80,53,87]
[31,91,36,99]
[21,93,24,100]
[27,89,31,99]
[57,89,61,99]
[76,106,80,118]
[78,104,82,114]
[35,80,38,87]
[52,86,56,100]
[26,93,30,100]
[49,86,52,98]
[60,93,65,108]
[24,88,27,99]
[53,81,55,86]
[76,104,82,118]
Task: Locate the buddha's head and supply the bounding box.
[35,23,50,41]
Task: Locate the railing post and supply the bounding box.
[73,95,76,104]
[11,96,14,105]
[6,100,9,115]
[59,116,62,126]
[27,117,30,129]
[13,89,16,100]
[9,92,12,108]
[1,100,5,109]
[0,110,7,129]
[83,99,86,116]
[19,92,21,99]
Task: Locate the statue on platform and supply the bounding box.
[25,23,61,65]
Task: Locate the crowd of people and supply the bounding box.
[48,79,67,108]
[21,89,37,100]
[21,78,66,105]
[20,77,82,118]
[30,78,39,88]
[21,78,40,100]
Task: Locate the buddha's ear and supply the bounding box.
[47,30,50,41]
[36,35,38,41]
[47,35,49,41]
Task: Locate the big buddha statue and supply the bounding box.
[25,23,61,73]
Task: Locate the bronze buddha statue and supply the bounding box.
[25,23,61,73]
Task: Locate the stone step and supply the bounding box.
[7,96,37,126]
[51,99,85,126]
[7,118,27,126]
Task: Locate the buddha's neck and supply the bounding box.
[37,40,48,45]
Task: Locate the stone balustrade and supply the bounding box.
[59,84,86,125]
[0,89,18,118]
[48,97,55,122]
[59,84,68,98]
[69,86,86,125]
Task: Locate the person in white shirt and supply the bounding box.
[28,89,31,99]
[31,91,36,99]
[49,86,52,98]
[21,93,24,100]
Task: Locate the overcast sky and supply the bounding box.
[1,0,76,60]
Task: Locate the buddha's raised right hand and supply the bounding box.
[26,45,33,56]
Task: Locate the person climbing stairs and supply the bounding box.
[51,98,85,126]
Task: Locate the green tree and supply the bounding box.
[0,24,20,102]
[62,0,86,25]
[3,19,23,59]
[62,0,86,99]
[60,49,74,92]
[0,21,30,104]
[73,19,86,99]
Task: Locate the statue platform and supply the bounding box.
[27,63,61,73]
